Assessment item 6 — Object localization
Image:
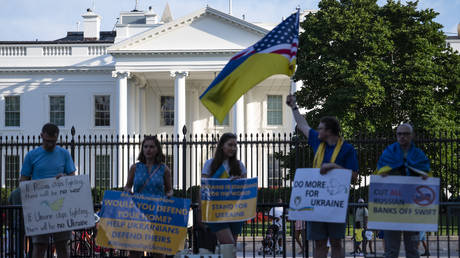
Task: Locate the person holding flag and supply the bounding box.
[200,11,299,123]
[375,123,430,258]
[286,95,358,258]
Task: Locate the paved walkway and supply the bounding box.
[234,236,459,257]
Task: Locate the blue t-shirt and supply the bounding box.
[20,146,76,180]
[308,129,359,172]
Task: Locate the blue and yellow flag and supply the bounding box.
[200,11,300,123]
[376,142,431,177]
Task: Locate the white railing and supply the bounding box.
[42,46,72,56]
[0,46,27,56]
[88,45,107,55]
[0,44,111,57]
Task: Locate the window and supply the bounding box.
[267,95,282,125]
[5,96,20,127]
[95,95,110,126]
[95,155,111,188]
[160,96,174,126]
[49,96,65,126]
[268,154,281,187]
[5,155,20,188]
[214,114,229,126]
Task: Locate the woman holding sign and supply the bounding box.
[124,136,173,258]
[199,133,247,257]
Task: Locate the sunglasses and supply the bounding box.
[396,132,411,136]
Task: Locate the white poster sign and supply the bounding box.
[288,168,352,223]
[368,175,440,232]
[20,175,95,236]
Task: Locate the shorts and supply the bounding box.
[206,222,244,235]
[419,232,426,241]
[307,222,345,240]
[32,231,72,244]
[295,220,305,230]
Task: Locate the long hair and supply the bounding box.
[137,136,165,164]
[209,133,242,177]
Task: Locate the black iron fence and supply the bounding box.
[0,128,459,256]
[1,127,458,204]
[2,202,460,258]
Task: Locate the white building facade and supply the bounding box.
[0,7,297,137]
[0,6,300,189]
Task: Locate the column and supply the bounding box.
[290,79,303,132]
[112,71,130,188]
[112,71,130,137]
[233,96,245,136]
[138,86,146,135]
[171,71,188,136]
[170,71,188,189]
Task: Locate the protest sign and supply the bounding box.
[368,175,440,232]
[96,191,190,255]
[201,177,257,223]
[20,175,95,236]
[288,168,351,223]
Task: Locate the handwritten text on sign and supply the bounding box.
[20,175,95,236]
[201,177,258,223]
[368,175,440,232]
[96,191,191,255]
[288,168,352,223]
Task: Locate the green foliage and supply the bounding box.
[295,0,460,136]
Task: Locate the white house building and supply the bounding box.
[0,6,303,189]
[0,6,300,138]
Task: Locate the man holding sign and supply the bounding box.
[375,123,431,258]
[19,123,76,258]
[287,95,358,258]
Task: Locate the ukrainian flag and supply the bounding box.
[200,11,300,123]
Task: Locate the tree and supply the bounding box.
[294,0,460,136]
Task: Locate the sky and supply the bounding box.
[0,0,458,41]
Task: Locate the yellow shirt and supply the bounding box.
[355,228,363,242]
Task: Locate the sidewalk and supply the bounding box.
[235,236,459,257]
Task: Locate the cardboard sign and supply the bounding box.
[368,175,440,232]
[20,175,95,236]
[96,191,191,255]
[288,168,352,223]
[201,177,258,223]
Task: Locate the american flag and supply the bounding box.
[231,11,299,63]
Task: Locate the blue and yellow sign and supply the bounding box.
[201,177,258,223]
[95,191,190,255]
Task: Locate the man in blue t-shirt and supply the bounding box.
[287,95,358,258]
[20,123,76,258]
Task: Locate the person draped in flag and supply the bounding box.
[286,95,358,258]
[375,123,430,258]
[200,11,299,123]
[197,133,247,257]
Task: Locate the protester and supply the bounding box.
[286,94,359,258]
[355,198,373,254]
[198,133,247,258]
[19,123,76,258]
[376,123,431,258]
[124,136,173,258]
